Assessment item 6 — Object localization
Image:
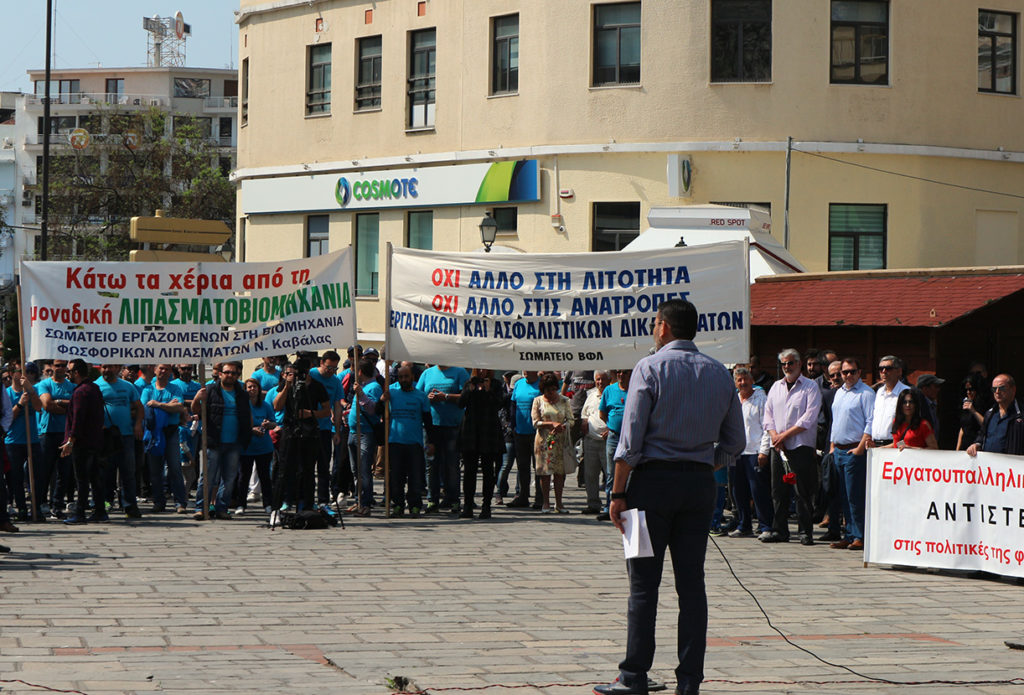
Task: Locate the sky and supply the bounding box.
[0,1,240,93]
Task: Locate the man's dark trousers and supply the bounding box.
[620,463,716,693]
[511,433,534,503]
[770,446,818,540]
[70,446,104,516]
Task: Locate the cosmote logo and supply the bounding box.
[335,177,352,207]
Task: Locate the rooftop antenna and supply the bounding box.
[143,11,190,67]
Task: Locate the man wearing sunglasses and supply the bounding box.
[967,374,1024,456]
[828,358,876,550]
[870,356,908,448]
[191,361,252,520]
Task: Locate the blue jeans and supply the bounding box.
[604,431,621,509]
[195,442,240,513]
[496,440,516,498]
[620,464,716,693]
[427,425,460,506]
[834,448,866,541]
[710,466,729,530]
[348,430,376,508]
[103,435,138,510]
[5,442,42,514]
[729,453,773,533]
[148,427,187,509]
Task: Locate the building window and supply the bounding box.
[979,10,1017,94]
[219,156,233,177]
[306,215,329,258]
[593,202,640,251]
[306,215,329,257]
[174,78,211,98]
[828,203,886,270]
[593,2,641,86]
[491,14,519,94]
[408,29,436,128]
[711,0,771,82]
[356,36,383,110]
[241,58,249,125]
[307,43,332,115]
[407,210,433,250]
[105,78,124,104]
[356,213,379,296]
[831,1,888,84]
[493,206,518,234]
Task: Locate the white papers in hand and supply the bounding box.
[621,508,654,559]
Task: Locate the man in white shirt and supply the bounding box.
[870,355,908,446]
[729,367,771,538]
[579,370,611,514]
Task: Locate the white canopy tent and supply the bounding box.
[624,205,805,281]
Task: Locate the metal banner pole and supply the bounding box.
[15,286,39,522]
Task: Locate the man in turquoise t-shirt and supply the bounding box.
[416,364,470,512]
[140,364,188,513]
[506,371,540,508]
[381,364,433,516]
[5,363,43,521]
[598,369,631,520]
[347,360,382,514]
[37,359,74,518]
[309,350,343,508]
[96,364,144,520]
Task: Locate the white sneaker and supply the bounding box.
[234,506,245,516]
[336,492,348,506]
[269,510,279,526]
[246,492,259,503]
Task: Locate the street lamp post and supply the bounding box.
[478,212,498,252]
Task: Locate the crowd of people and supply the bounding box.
[0,344,1020,556]
[714,350,1022,550]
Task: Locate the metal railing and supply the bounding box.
[203,96,238,109]
[25,93,167,107]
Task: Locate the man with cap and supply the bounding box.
[916,374,944,443]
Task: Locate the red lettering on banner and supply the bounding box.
[432,295,458,314]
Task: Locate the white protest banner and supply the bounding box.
[20,249,356,363]
[387,241,749,370]
[865,448,1024,578]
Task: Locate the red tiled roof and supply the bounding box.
[751,273,1024,327]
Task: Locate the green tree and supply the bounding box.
[41,106,234,261]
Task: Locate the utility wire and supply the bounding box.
[793,148,1024,201]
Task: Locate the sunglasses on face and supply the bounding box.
[221,370,240,376]
[878,365,895,371]
[780,360,798,367]
[993,385,1010,393]
[828,372,841,379]
[841,369,859,376]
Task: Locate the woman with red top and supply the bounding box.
[889,387,938,450]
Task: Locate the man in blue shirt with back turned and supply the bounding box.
[416,364,469,513]
[506,371,540,509]
[596,299,743,695]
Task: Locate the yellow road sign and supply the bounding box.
[130,216,232,245]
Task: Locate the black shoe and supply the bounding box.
[88,512,110,523]
[531,500,543,510]
[800,535,815,546]
[213,510,233,520]
[674,686,699,695]
[478,507,492,520]
[594,680,648,695]
[458,509,474,519]
[819,530,842,542]
[124,506,142,519]
[505,496,530,508]
[760,531,788,543]
[596,511,611,521]
[0,543,9,553]
[581,507,601,514]
[63,514,87,525]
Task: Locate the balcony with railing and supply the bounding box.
[25,93,168,109]
[203,96,238,111]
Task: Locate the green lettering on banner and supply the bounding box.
[200,299,213,324]
[119,299,133,323]
[181,298,198,324]
[153,299,168,325]
[310,285,325,312]
[341,282,351,308]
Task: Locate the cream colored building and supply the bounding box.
[235,0,1024,344]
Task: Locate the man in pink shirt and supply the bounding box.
[761,349,822,545]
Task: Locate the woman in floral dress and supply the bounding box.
[531,373,576,513]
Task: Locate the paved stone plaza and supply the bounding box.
[2,485,1023,695]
